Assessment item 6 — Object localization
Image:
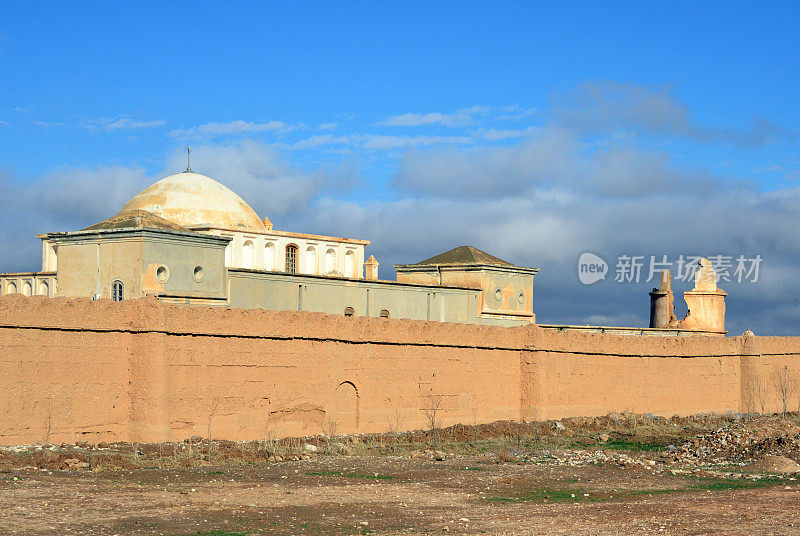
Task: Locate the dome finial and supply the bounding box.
[184,146,192,173]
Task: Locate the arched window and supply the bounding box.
[242,240,255,269]
[7,282,16,294]
[224,242,233,267]
[305,246,317,274]
[112,280,124,302]
[39,281,49,297]
[345,250,356,278]
[379,309,390,318]
[22,281,32,296]
[264,242,276,271]
[325,248,337,275]
[344,307,354,317]
[285,245,298,274]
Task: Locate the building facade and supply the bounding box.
[0,170,539,327]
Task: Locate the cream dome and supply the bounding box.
[119,172,266,232]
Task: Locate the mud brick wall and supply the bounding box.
[0,294,798,445]
[521,331,746,420]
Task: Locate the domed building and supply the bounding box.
[0,168,538,326]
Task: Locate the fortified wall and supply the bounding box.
[1,294,799,445]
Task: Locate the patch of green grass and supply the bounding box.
[182,531,249,536]
[305,470,395,480]
[690,476,783,491]
[487,476,786,504]
[486,488,605,503]
[600,439,667,452]
[485,476,784,504]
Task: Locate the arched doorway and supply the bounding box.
[333,381,359,433]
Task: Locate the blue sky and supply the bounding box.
[1,2,800,334]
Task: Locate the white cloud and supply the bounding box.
[362,134,472,150]
[168,120,300,139]
[81,117,166,132]
[318,122,337,131]
[379,111,473,128]
[495,106,538,121]
[293,134,357,150]
[292,133,473,150]
[474,126,539,141]
[33,120,66,128]
[378,105,497,128]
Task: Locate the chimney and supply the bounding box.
[365,255,379,280]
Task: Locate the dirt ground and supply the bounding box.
[1,414,799,536]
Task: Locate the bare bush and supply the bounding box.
[261,428,278,457]
[387,409,405,452]
[744,376,766,417]
[771,365,797,418]
[207,395,223,464]
[421,395,443,449]
[322,418,340,438]
[321,419,341,454]
[471,408,479,444]
[40,395,53,468]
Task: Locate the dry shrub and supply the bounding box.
[495,450,518,463]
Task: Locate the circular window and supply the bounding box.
[344,307,354,317]
[518,292,525,304]
[494,289,502,301]
[193,266,205,282]
[379,309,390,318]
[156,265,169,283]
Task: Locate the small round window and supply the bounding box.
[494,289,502,301]
[518,292,525,304]
[156,265,169,283]
[193,266,205,282]
[344,307,354,317]
[379,309,390,318]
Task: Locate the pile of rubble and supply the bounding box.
[547,449,661,471]
[677,424,800,465]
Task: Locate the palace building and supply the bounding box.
[0,169,539,327]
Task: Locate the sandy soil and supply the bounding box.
[1,453,798,536]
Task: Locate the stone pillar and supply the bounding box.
[679,258,727,332]
[365,255,379,280]
[649,270,676,328]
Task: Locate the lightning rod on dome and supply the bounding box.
[185,146,191,173]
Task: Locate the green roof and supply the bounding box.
[412,245,515,267]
